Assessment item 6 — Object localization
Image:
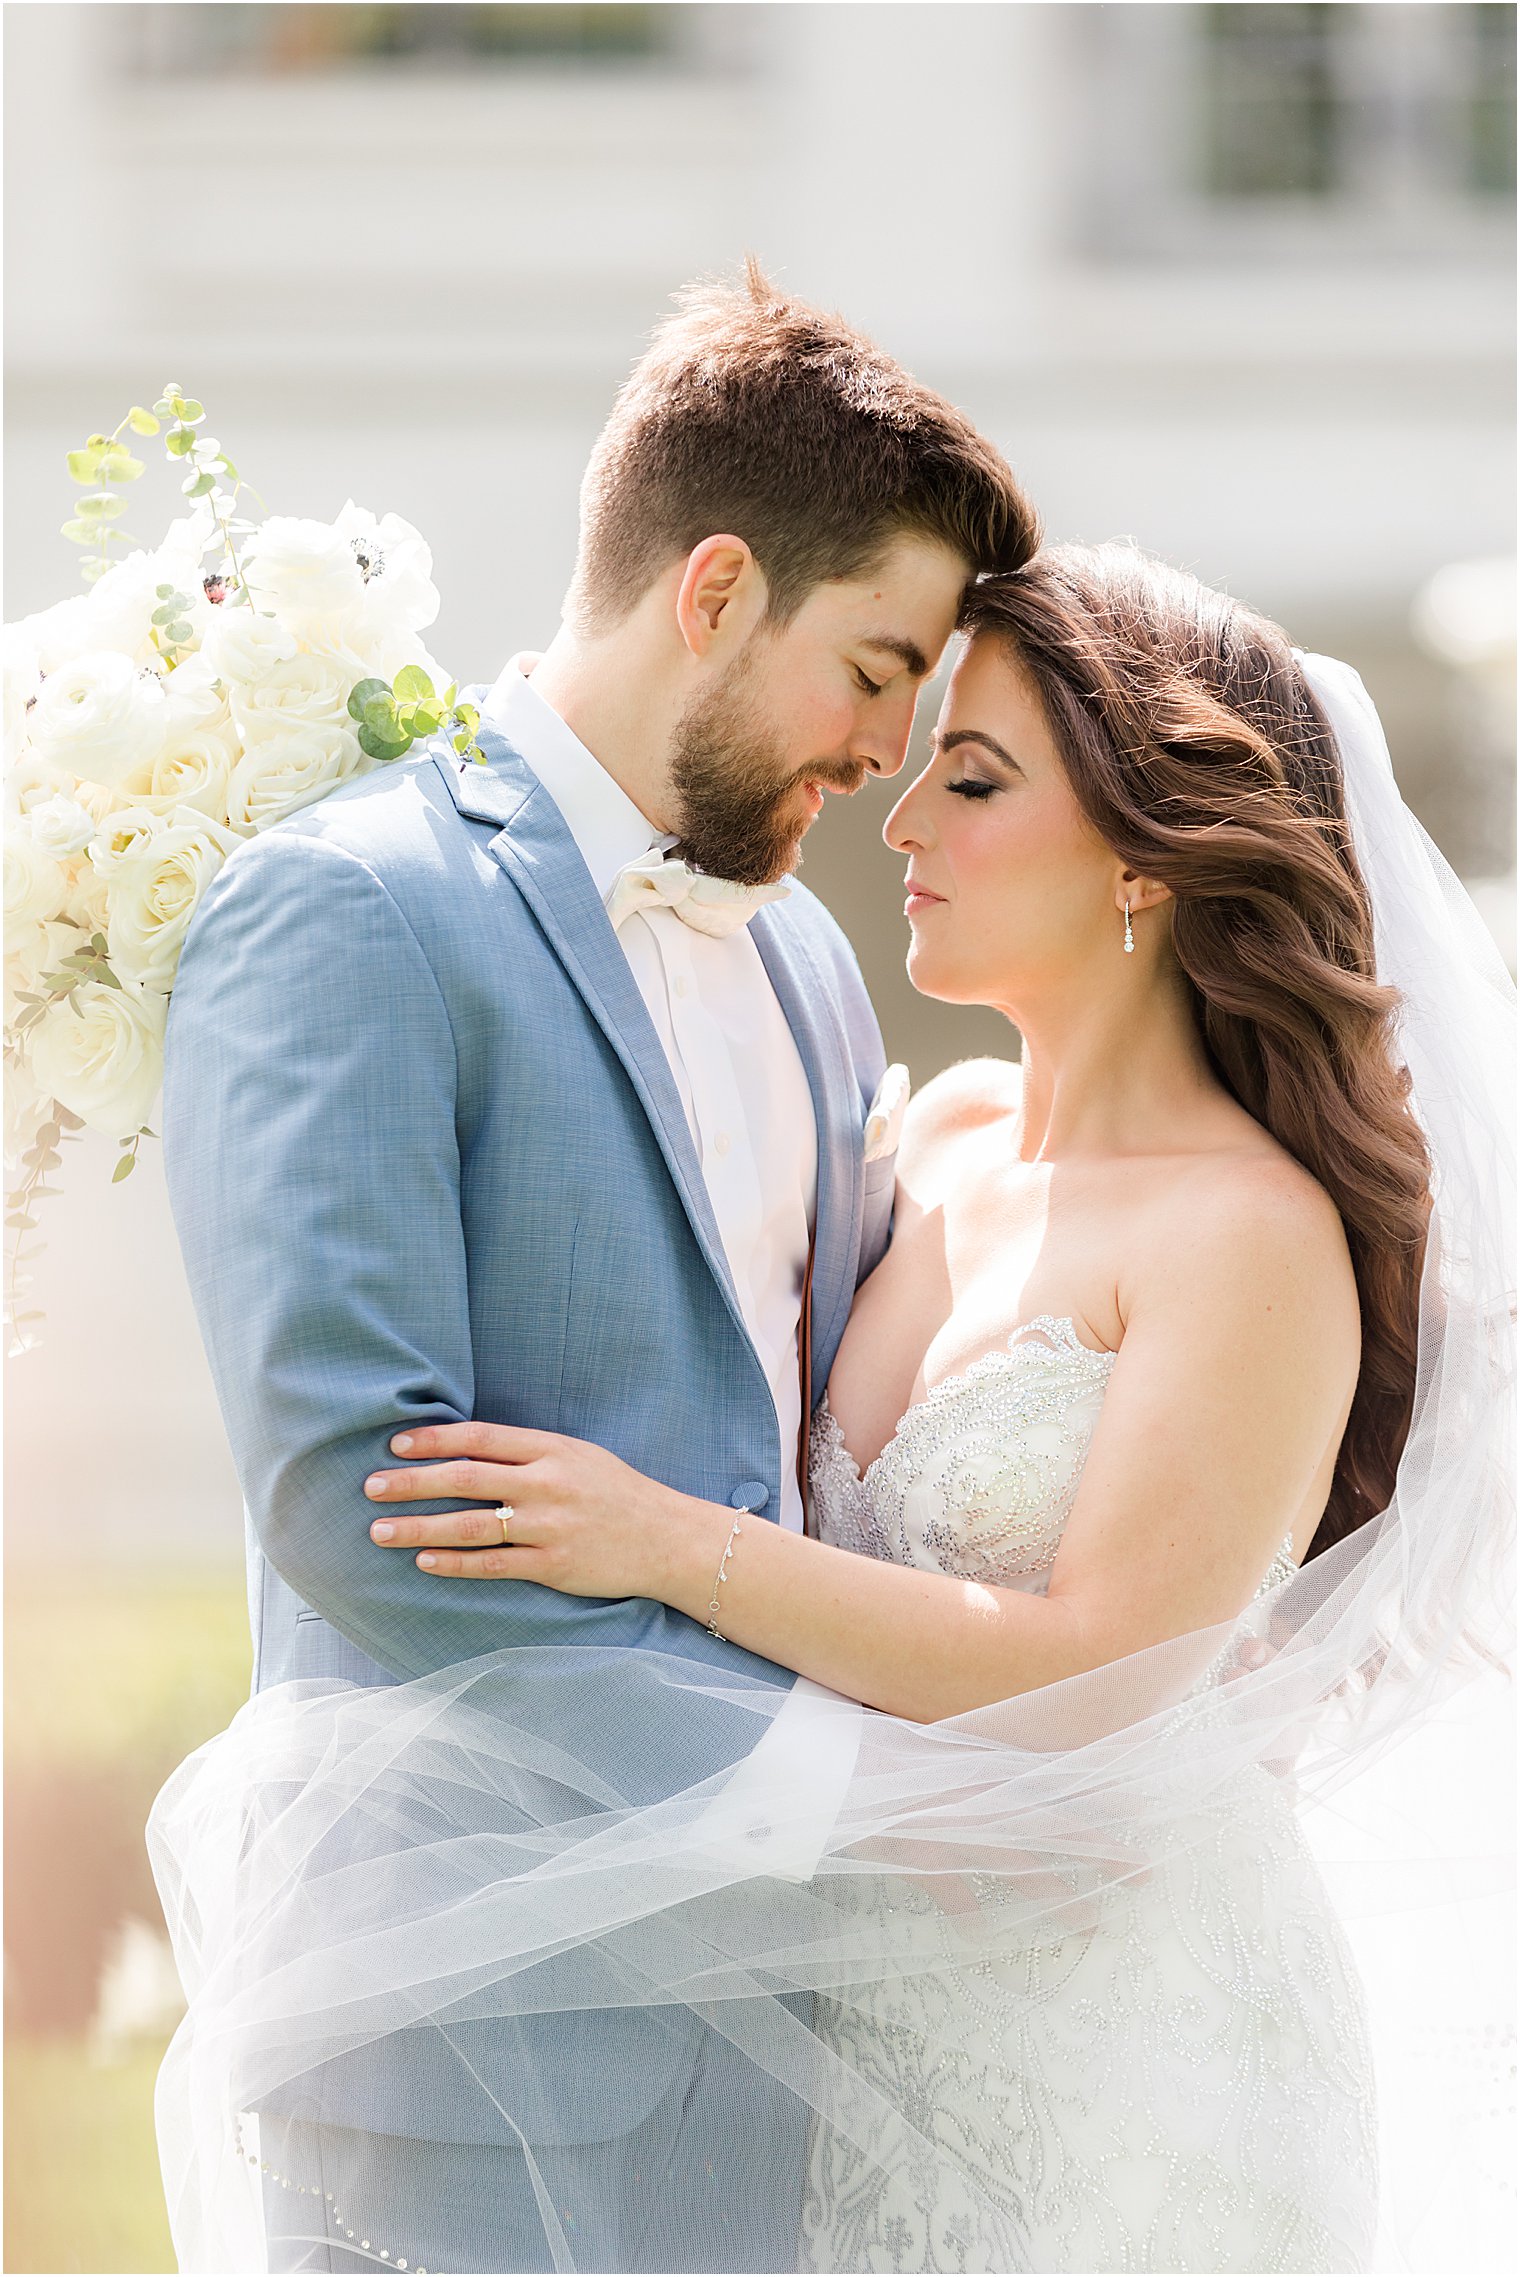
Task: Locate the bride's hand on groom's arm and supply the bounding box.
[363,1422,730,1605]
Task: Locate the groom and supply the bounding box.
[164,264,1037,2272]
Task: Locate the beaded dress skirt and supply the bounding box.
[798,1318,1376,2276]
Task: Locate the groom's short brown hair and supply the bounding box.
[569,259,1039,631]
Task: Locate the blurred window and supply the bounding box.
[1198,6,1337,198]
[1088,2,1515,256]
[126,3,679,73]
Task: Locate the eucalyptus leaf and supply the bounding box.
[393,664,435,702]
[410,703,444,737]
[176,398,206,422]
[165,429,196,458]
[184,472,216,498]
[360,695,400,734]
[60,519,98,544]
[151,603,181,626]
[97,449,145,483]
[166,621,194,644]
[111,1153,136,1184]
[155,583,176,599]
[79,560,109,583]
[65,449,103,484]
[76,492,126,520]
[358,725,412,763]
[127,406,160,435]
[346,677,390,721]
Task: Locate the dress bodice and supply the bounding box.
[809,1313,1298,1600]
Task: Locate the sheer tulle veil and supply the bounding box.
[149,652,1515,2273]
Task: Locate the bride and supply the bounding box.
[152,545,1512,2274]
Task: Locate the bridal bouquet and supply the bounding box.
[3,387,480,1347]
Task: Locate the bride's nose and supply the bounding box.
[883,768,934,854]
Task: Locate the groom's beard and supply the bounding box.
[669,659,865,886]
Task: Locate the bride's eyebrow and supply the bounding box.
[932,728,1021,770]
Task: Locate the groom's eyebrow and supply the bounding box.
[935,727,1021,770]
[860,634,931,679]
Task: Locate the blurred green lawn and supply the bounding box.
[5,1564,251,2276]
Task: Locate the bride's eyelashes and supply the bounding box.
[945,776,1000,801]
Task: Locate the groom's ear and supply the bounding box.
[675,535,768,658]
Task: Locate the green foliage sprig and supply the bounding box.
[348,667,486,767]
[61,384,260,600]
[4,1099,83,1357]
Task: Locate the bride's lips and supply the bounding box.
[905,876,946,917]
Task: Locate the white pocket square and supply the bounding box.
[863,1063,911,1163]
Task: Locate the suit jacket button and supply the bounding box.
[731,1481,768,1511]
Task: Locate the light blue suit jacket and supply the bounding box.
[163,698,893,2155]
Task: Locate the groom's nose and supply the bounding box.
[854,694,917,779]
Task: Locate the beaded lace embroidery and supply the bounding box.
[800,1314,1373,2274]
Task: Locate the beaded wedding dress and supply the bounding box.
[798,1316,1379,2276]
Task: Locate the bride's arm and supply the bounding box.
[366,1158,1357,1721]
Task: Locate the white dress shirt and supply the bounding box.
[482,658,819,1532]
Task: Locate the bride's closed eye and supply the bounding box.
[946,776,1000,801]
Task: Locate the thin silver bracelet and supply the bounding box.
[705,1513,745,1640]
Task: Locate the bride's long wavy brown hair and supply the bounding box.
[960,544,1433,1559]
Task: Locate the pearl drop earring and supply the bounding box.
[1123,899,1134,955]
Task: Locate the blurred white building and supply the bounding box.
[3,1,1514,1559]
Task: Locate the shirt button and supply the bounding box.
[713,1130,731,1157]
[672,974,689,998]
[731,1481,768,1511]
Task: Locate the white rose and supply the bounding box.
[26,976,166,1141]
[334,501,441,641]
[27,651,168,791]
[200,605,298,688]
[100,808,241,990]
[142,728,237,823]
[242,517,365,631]
[27,792,97,859]
[229,648,361,749]
[4,828,68,953]
[224,724,365,833]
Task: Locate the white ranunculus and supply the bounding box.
[27,651,168,791]
[229,647,361,749]
[143,728,238,823]
[100,809,240,990]
[200,605,299,688]
[242,516,365,631]
[26,976,166,1140]
[223,724,365,833]
[27,792,98,859]
[160,649,233,739]
[4,830,68,953]
[3,623,43,766]
[334,500,441,640]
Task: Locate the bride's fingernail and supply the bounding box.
[370,1522,394,1542]
[417,1553,437,1569]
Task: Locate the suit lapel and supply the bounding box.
[431,720,748,1341]
[749,904,864,1410]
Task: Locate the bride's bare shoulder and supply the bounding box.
[900,1056,1022,1173]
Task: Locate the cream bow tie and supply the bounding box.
[603,853,790,940]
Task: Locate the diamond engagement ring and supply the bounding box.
[497,1504,515,1544]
